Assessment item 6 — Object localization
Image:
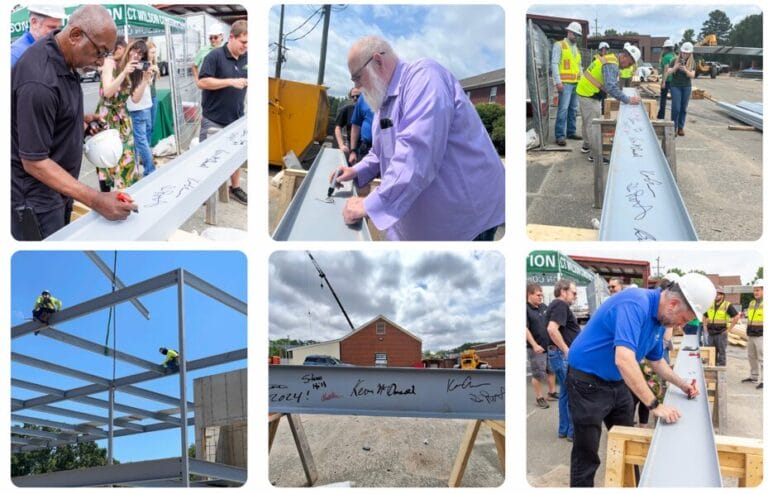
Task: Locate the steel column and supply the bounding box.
[599,88,698,240]
[177,269,190,487]
[272,147,372,241]
[108,386,114,465]
[639,334,722,486]
[269,366,505,420]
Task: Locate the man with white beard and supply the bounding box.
[330,36,505,241]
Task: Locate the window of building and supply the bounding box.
[466,90,471,99]
[489,86,497,103]
[651,47,662,57]
[287,350,293,359]
[375,352,388,367]
[376,321,386,335]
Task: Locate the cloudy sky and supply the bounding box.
[561,248,763,284]
[527,4,761,42]
[268,4,504,97]
[269,251,505,351]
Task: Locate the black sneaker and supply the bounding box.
[567,134,583,140]
[588,155,609,165]
[536,397,550,409]
[547,391,559,401]
[758,383,764,389]
[580,145,591,153]
[742,377,757,383]
[556,138,566,146]
[229,186,248,205]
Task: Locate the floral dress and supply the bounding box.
[94,67,139,189]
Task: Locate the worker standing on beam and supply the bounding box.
[159,347,180,373]
[702,286,740,366]
[332,36,505,241]
[566,273,714,487]
[32,290,62,324]
[551,21,583,147]
[742,279,763,389]
[575,43,642,165]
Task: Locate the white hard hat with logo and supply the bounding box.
[663,39,675,48]
[566,21,582,36]
[681,42,694,53]
[677,273,716,322]
[598,42,610,50]
[27,5,67,19]
[83,129,123,169]
[209,23,225,36]
[624,44,642,64]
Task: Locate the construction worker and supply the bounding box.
[575,43,642,165]
[32,290,62,323]
[596,41,610,58]
[566,272,714,486]
[607,277,624,294]
[702,286,739,366]
[11,5,67,67]
[657,39,676,119]
[551,21,583,147]
[742,279,763,389]
[159,347,180,373]
[619,43,635,88]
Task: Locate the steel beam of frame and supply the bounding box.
[11,426,73,442]
[84,251,151,320]
[12,457,246,487]
[11,270,180,339]
[47,117,247,241]
[12,353,111,386]
[598,88,698,240]
[11,414,107,437]
[31,405,145,432]
[273,146,372,241]
[269,366,505,420]
[639,334,722,486]
[184,270,248,315]
[40,326,165,372]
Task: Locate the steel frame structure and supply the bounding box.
[273,147,372,241]
[11,264,247,487]
[47,116,247,241]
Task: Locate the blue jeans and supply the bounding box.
[555,83,579,139]
[548,348,573,438]
[670,85,692,130]
[130,108,155,176]
[149,95,157,143]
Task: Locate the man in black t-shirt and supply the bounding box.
[546,278,582,441]
[334,88,360,159]
[527,282,558,408]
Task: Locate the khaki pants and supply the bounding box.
[747,335,763,382]
[578,96,602,158]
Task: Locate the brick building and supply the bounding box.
[472,340,505,369]
[340,315,422,367]
[459,68,505,106]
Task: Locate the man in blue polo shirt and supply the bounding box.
[349,93,374,164]
[11,5,66,68]
[566,273,715,487]
[198,19,248,205]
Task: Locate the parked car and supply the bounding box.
[303,355,352,366]
[79,69,100,83]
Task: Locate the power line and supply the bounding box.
[284,6,323,37]
[286,11,324,42]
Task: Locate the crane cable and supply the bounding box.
[103,253,118,385]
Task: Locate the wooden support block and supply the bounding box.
[728,125,756,131]
[70,201,91,222]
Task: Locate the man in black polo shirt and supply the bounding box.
[11,5,136,240]
[198,19,248,205]
[546,278,582,442]
[526,282,558,408]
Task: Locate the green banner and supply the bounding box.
[12,4,185,40]
[526,250,594,285]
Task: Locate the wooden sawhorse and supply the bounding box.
[268,413,318,486]
[448,419,505,486]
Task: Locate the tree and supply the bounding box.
[728,13,763,48]
[752,267,763,284]
[12,425,114,477]
[699,10,732,44]
[681,29,696,44]
[622,31,640,36]
[604,28,618,36]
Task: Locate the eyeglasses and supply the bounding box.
[209,35,221,41]
[351,51,385,83]
[351,95,359,100]
[81,29,112,59]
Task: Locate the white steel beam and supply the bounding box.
[84,251,151,320]
[184,270,247,315]
[47,117,247,241]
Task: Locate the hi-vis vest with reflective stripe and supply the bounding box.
[620,65,635,79]
[706,300,732,328]
[576,53,618,97]
[558,39,581,83]
[748,299,764,325]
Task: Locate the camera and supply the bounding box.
[138,61,151,71]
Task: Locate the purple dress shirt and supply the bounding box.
[353,59,505,240]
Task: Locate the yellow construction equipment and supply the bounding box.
[268,78,329,167]
[695,35,719,78]
[459,349,491,369]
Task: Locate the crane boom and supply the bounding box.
[306,251,355,330]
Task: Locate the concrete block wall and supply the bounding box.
[194,368,247,467]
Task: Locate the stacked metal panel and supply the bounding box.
[717,100,763,130]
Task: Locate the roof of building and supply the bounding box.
[341,314,423,343]
[459,68,505,90]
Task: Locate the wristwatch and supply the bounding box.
[648,398,660,410]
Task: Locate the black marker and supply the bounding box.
[328,168,343,198]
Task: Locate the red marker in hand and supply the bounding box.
[116,192,138,213]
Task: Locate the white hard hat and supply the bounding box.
[624,44,642,64]
[681,42,694,53]
[209,23,225,36]
[662,272,681,283]
[754,279,764,288]
[83,129,123,169]
[663,39,675,48]
[27,5,67,19]
[677,273,716,322]
[566,21,582,36]
[598,42,610,50]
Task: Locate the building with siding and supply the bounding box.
[460,68,505,106]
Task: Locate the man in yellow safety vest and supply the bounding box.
[550,21,583,147]
[742,280,763,389]
[159,347,180,373]
[575,44,642,165]
[703,286,740,366]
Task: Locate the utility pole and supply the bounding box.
[275,5,285,78]
[654,257,665,279]
[317,4,331,85]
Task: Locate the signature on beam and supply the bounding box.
[144,177,202,207]
[625,182,653,220]
[199,149,230,168]
[633,228,657,241]
[639,170,662,198]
